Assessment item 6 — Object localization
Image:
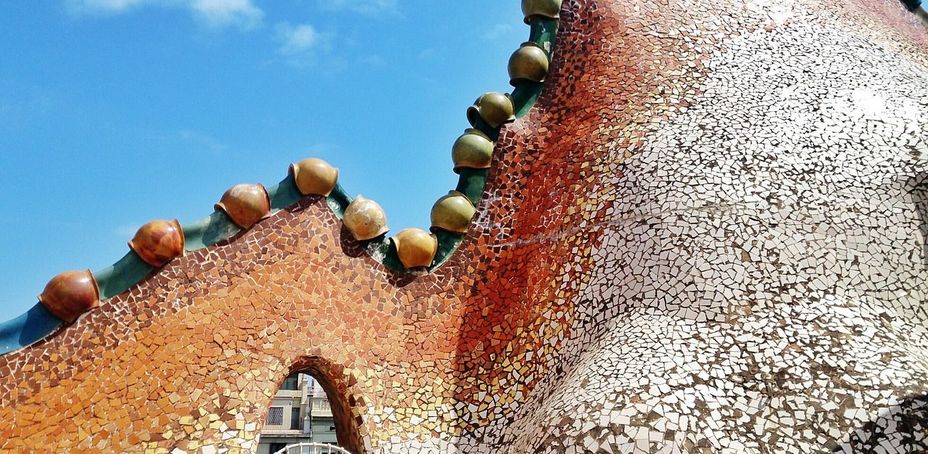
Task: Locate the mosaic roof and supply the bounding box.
[1,0,928,452]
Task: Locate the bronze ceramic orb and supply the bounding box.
[430,191,477,235]
[508,42,550,85]
[291,158,339,196]
[38,270,100,323]
[522,0,563,23]
[129,219,185,268]
[467,92,516,128]
[392,228,439,269]
[343,195,389,241]
[215,183,271,229]
[452,128,495,173]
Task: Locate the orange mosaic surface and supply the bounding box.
[2,0,928,452]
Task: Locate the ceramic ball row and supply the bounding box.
[294,160,477,269]
[511,0,558,83]
[38,217,189,323]
[34,156,463,322]
[340,190,478,270]
[35,159,335,323]
[292,159,455,271]
[340,1,562,268]
[36,1,562,323]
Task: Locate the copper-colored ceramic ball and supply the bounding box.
[38,270,100,323]
[343,196,389,241]
[430,191,477,235]
[452,128,495,173]
[467,92,516,128]
[508,42,550,85]
[215,183,271,229]
[291,158,339,196]
[129,219,185,268]
[392,228,439,269]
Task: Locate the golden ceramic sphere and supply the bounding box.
[291,158,339,196]
[452,129,495,173]
[129,219,186,268]
[430,191,477,235]
[343,195,389,241]
[392,228,439,269]
[508,42,550,85]
[522,0,563,23]
[38,270,100,323]
[215,183,271,229]
[467,92,516,128]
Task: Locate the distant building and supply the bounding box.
[256,373,339,454]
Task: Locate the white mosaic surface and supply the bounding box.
[446,18,928,454]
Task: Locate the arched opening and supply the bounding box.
[257,357,365,454]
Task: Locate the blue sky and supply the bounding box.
[0,0,526,322]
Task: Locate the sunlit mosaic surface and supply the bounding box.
[1,0,928,452]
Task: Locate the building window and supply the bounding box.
[281,373,300,391]
[269,442,287,453]
[266,407,284,425]
[290,407,301,430]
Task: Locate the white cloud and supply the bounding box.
[66,0,150,13]
[275,22,336,68]
[191,0,262,29]
[317,0,397,15]
[64,0,263,30]
[276,23,319,55]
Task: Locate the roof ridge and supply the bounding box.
[0,4,563,356]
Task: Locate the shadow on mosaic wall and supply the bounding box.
[835,395,928,452]
[336,223,419,288]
